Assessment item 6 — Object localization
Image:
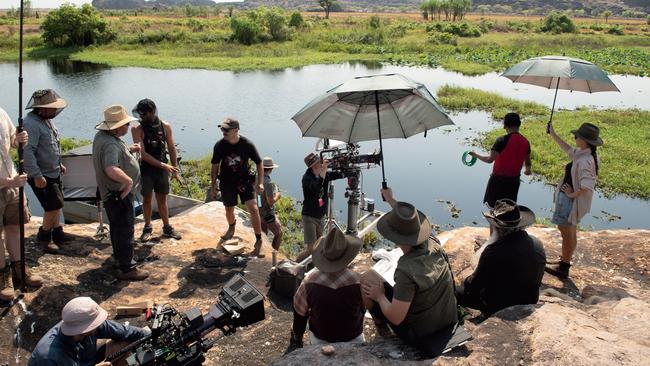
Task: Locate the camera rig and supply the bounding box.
[106,274,265,366]
[318,143,382,235]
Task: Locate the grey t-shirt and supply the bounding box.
[93,131,140,201]
[260,174,277,220]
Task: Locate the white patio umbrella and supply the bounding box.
[501,55,620,131]
[292,74,454,187]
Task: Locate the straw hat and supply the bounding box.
[377,201,431,246]
[25,89,67,110]
[263,157,279,169]
[60,297,108,336]
[95,105,137,131]
[483,199,535,229]
[571,122,603,146]
[312,227,362,273]
[304,152,320,168]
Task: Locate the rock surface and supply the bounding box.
[0,207,648,365]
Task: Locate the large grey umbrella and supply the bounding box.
[501,55,620,130]
[292,73,454,186]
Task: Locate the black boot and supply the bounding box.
[37,227,59,254]
[52,226,73,246]
[545,261,571,279]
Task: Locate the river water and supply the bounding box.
[1,60,648,229]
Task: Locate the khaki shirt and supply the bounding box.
[393,238,457,340]
[0,108,18,184]
[92,131,140,202]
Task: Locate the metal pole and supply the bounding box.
[547,78,560,134]
[374,91,387,190]
[18,0,27,291]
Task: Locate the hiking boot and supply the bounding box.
[162,225,181,240]
[116,268,149,281]
[221,222,236,241]
[37,227,58,254]
[52,226,74,246]
[545,261,571,279]
[140,224,153,242]
[250,238,265,258]
[0,267,14,302]
[10,262,43,288]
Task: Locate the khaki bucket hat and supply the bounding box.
[377,201,431,246]
[263,157,279,169]
[25,89,67,110]
[312,227,362,273]
[60,297,108,336]
[95,105,137,131]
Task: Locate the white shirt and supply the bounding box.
[0,107,19,184]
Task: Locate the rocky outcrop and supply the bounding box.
[1,207,648,365]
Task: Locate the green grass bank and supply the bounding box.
[437,85,650,199]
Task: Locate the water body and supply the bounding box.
[0,60,648,229]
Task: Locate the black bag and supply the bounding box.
[269,260,306,299]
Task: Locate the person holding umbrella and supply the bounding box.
[0,107,43,301]
[545,122,602,279]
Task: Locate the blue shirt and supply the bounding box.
[22,111,62,179]
[28,320,149,366]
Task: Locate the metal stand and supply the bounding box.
[94,200,108,240]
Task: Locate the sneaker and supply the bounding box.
[140,225,153,242]
[221,223,236,241]
[162,225,181,240]
[116,268,149,281]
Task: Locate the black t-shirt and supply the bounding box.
[563,162,573,189]
[211,136,261,184]
[301,168,343,219]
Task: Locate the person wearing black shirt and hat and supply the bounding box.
[456,199,546,315]
[131,99,181,241]
[295,152,343,263]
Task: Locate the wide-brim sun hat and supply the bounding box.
[483,199,535,229]
[95,105,137,131]
[312,227,362,273]
[571,122,603,146]
[263,156,279,169]
[377,201,431,246]
[25,89,67,110]
[304,152,320,168]
[60,297,108,336]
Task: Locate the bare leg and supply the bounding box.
[42,210,61,230]
[4,226,21,263]
[558,225,578,263]
[142,192,153,226]
[155,192,170,226]
[225,206,236,226]
[244,199,262,235]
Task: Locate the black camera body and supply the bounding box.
[322,144,381,174]
[109,274,265,366]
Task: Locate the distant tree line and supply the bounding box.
[91,0,218,10]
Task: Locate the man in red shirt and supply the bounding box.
[470,112,532,208]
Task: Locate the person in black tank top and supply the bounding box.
[131,99,182,241]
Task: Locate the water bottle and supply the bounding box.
[257,193,262,208]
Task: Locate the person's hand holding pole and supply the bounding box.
[15,130,28,146]
[1,174,28,188]
[380,187,397,209]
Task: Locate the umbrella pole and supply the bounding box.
[374,91,387,190]
[547,78,560,134]
[18,0,27,291]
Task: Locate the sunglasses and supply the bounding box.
[221,127,233,133]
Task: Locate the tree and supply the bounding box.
[602,10,612,23]
[427,0,441,21]
[318,0,337,19]
[24,0,33,18]
[41,3,116,47]
[420,1,429,20]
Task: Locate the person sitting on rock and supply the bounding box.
[361,188,457,345]
[29,297,150,366]
[288,227,364,352]
[456,199,546,316]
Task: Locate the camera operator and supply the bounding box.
[29,297,151,366]
[295,153,343,263]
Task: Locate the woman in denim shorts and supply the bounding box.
[546,122,603,279]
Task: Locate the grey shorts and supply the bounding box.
[141,171,170,195]
[302,215,324,247]
[551,191,575,226]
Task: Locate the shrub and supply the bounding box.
[230,16,260,45]
[427,31,457,45]
[647,14,650,25]
[288,11,304,28]
[539,12,576,34]
[368,15,381,29]
[426,21,480,37]
[41,3,116,47]
[607,24,624,35]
